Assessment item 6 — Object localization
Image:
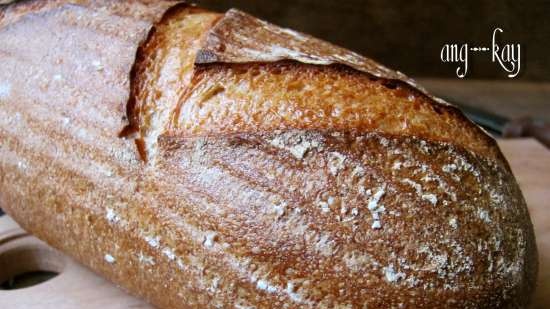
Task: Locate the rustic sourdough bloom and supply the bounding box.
[0,1,537,308]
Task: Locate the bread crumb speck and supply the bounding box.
[442,164,457,173]
[422,193,438,206]
[92,60,104,71]
[367,187,386,211]
[0,82,11,99]
[328,152,347,175]
[138,252,155,265]
[144,234,160,248]
[104,254,115,264]
[318,201,330,213]
[105,208,120,224]
[392,161,402,170]
[162,247,176,261]
[383,265,406,283]
[478,209,492,223]
[204,231,218,247]
[449,217,458,229]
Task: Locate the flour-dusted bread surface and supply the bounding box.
[0,1,537,309]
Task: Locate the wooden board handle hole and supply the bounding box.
[0,232,66,290]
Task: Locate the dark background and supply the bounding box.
[196,0,550,81]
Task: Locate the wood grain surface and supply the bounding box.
[0,215,152,308]
[498,139,550,309]
[0,138,548,308]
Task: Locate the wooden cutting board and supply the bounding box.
[0,138,549,308]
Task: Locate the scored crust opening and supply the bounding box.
[123,6,505,168]
[122,5,221,162]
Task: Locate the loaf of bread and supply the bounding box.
[0,1,537,308]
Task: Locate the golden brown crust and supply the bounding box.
[127,8,504,165]
[0,1,537,309]
[124,4,221,161]
[156,130,537,308]
[0,0,183,305]
[192,9,503,162]
[167,61,503,164]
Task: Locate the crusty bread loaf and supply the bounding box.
[0,1,537,308]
